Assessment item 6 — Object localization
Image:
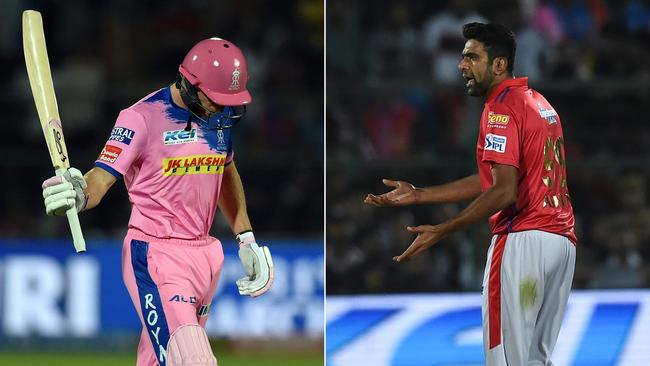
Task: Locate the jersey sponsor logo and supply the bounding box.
[98,145,122,163]
[485,134,507,153]
[108,127,135,145]
[537,102,558,124]
[487,112,510,125]
[162,154,226,176]
[163,128,197,145]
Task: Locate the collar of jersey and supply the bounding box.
[487,77,528,103]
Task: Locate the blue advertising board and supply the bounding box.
[327,291,650,366]
[0,239,323,339]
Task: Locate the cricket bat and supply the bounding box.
[23,10,86,252]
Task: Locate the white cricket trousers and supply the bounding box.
[482,230,576,366]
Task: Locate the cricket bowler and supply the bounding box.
[365,23,576,365]
[41,38,274,366]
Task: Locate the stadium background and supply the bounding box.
[327,0,650,365]
[0,0,323,365]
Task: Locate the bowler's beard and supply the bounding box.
[468,73,492,97]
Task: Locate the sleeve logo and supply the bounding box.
[98,145,123,163]
[488,112,510,125]
[485,134,507,153]
[537,102,558,124]
[109,127,135,145]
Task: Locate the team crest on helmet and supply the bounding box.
[229,59,241,91]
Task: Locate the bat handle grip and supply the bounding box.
[66,207,86,252]
[56,168,86,253]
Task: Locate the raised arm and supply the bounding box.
[394,164,518,261]
[42,166,117,216]
[364,174,482,207]
[83,167,118,210]
[416,174,482,204]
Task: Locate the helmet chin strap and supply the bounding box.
[175,73,245,132]
[175,73,210,131]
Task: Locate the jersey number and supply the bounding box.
[542,137,570,208]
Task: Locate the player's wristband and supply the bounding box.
[80,193,89,212]
[236,231,255,247]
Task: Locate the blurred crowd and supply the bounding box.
[327,0,650,293]
[0,0,323,239]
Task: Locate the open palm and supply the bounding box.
[364,179,418,207]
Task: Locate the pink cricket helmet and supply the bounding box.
[179,37,251,106]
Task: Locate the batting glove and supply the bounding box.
[236,232,274,297]
[42,167,87,216]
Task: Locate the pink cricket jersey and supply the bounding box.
[476,77,577,244]
[95,87,234,240]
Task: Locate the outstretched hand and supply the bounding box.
[393,224,448,262]
[364,179,419,207]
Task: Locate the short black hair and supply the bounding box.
[462,22,516,73]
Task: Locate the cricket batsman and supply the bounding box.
[365,23,576,365]
[40,38,274,366]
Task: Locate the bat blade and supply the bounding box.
[23,10,86,252]
[23,10,70,170]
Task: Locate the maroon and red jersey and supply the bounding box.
[476,77,577,244]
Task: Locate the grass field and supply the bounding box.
[0,352,323,366]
